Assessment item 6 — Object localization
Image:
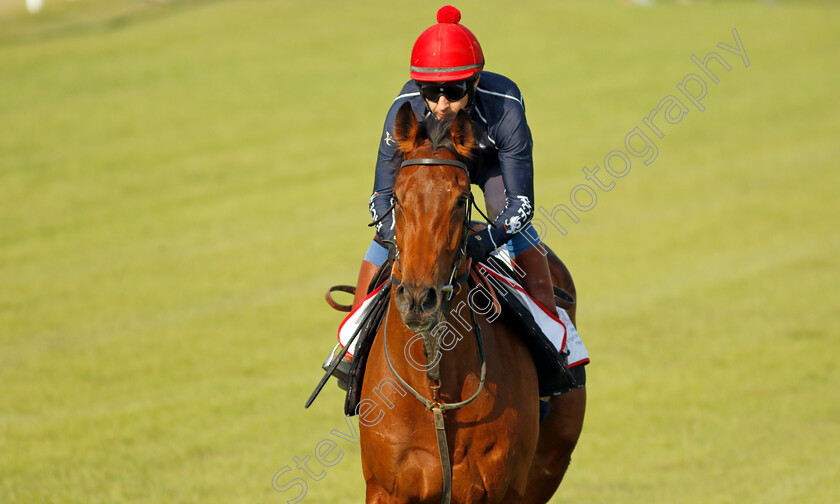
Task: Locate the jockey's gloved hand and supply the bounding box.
[466,228,496,263]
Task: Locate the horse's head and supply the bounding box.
[390,102,476,334]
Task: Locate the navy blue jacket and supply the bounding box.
[370,71,535,250]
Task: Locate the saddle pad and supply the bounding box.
[336,264,589,369]
[473,263,590,368]
[333,281,388,359]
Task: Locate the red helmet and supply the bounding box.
[410,6,484,82]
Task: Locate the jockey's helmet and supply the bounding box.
[410,6,484,82]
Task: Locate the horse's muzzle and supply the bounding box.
[394,282,441,332]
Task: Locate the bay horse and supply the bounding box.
[359,103,586,504]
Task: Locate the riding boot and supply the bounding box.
[512,246,582,402]
[510,246,557,314]
[352,259,380,309]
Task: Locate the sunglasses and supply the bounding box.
[415,80,472,103]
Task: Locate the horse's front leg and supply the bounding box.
[366,480,403,504]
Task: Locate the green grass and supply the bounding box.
[1,0,838,502]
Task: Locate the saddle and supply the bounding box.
[325,252,580,417]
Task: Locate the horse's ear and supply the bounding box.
[450,109,476,158]
[393,102,419,153]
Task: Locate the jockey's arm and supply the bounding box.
[470,96,536,255]
[369,87,427,244]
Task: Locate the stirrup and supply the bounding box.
[322,344,352,390]
[553,286,575,311]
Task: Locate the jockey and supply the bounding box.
[325,5,570,389]
[355,5,559,318]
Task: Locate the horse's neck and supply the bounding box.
[437,288,485,390]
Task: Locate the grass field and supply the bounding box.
[1,0,839,502]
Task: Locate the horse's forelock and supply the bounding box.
[395,116,462,170]
[425,116,457,155]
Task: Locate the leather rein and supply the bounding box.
[376,156,489,504]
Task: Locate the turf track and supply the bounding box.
[1,1,838,502]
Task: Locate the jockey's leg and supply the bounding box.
[476,172,555,311]
[324,258,375,387]
[508,237,555,313]
[353,259,380,309]
[353,238,390,308]
[324,238,390,387]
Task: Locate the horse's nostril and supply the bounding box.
[395,283,439,318]
[395,285,405,298]
[420,288,439,313]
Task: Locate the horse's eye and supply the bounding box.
[456,196,468,209]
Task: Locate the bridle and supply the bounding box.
[369,156,493,302]
[372,155,491,504]
[394,158,471,302]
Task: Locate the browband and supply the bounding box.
[400,158,469,173]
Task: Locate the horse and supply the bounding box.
[358,102,586,504]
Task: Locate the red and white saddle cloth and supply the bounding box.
[328,255,589,369]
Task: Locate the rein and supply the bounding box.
[381,292,486,504]
[379,156,488,504]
